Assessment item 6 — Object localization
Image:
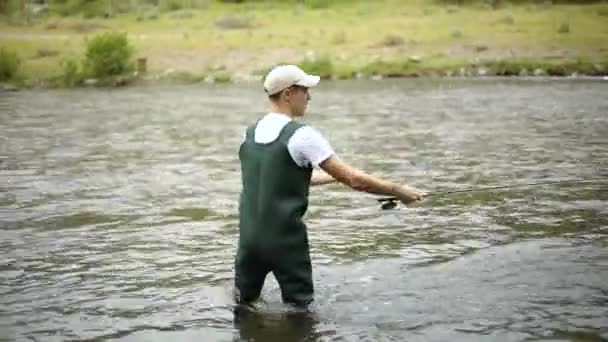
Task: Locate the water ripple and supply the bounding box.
[1,79,607,341]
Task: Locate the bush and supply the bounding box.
[53,0,85,17]
[306,0,331,9]
[379,34,405,47]
[0,0,22,17]
[135,6,159,21]
[300,56,333,77]
[51,0,108,18]
[34,48,60,59]
[0,48,21,82]
[334,65,356,79]
[83,32,134,78]
[451,28,463,38]
[213,72,232,83]
[360,60,416,76]
[61,58,84,87]
[162,0,184,12]
[304,0,355,9]
[82,1,107,18]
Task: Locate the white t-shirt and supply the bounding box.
[242,112,335,168]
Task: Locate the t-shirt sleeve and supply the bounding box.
[287,126,335,168]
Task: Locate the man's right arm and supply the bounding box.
[319,155,427,204]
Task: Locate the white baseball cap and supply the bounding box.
[263,65,320,96]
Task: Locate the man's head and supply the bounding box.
[263,65,320,117]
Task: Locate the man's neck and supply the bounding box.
[269,104,296,119]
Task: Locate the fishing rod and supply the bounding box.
[377,178,607,209]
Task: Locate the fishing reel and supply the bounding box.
[377,197,398,210]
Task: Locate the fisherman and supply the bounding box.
[235,65,428,307]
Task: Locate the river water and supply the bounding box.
[1,78,607,341]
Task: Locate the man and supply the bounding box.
[235,65,427,307]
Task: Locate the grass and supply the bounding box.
[1,0,607,87]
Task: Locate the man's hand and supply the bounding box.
[395,185,429,205]
[320,155,429,204]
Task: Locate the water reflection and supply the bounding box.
[233,305,319,342]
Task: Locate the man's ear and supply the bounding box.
[283,88,291,101]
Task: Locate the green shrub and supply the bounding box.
[160,70,205,83]
[560,60,599,75]
[451,28,463,38]
[303,0,354,9]
[379,34,405,47]
[299,56,333,77]
[478,59,596,76]
[82,1,107,18]
[0,48,21,82]
[482,59,544,75]
[0,0,22,17]
[306,0,331,9]
[61,57,84,87]
[136,6,159,21]
[53,0,85,17]
[51,0,108,18]
[162,0,184,12]
[83,32,134,78]
[360,60,416,76]
[214,72,232,83]
[334,65,356,79]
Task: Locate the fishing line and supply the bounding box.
[376,178,607,209]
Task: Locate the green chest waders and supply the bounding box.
[235,120,314,306]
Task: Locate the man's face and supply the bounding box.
[286,85,310,117]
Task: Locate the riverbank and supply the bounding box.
[1,0,607,88]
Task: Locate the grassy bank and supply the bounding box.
[1,0,608,87]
